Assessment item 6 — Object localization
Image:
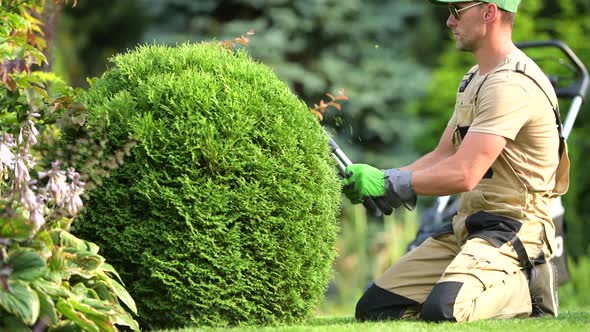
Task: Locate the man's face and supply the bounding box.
[446,2,486,52]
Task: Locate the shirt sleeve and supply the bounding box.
[469,73,532,140]
[447,109,457,128]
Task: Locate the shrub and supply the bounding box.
[69,42,342,328]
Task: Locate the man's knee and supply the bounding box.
[421,281,464,322]
[355,283,419,321]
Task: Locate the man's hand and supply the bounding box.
[342,164,385,204]
[342,164,416,210]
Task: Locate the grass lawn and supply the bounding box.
[159,309,590,332]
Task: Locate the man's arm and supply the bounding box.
[342,125,507,208]
[401,126,456,172]
[410,131,507,196]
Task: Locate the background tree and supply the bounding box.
[60,0,444,167]
[56,0,146,87]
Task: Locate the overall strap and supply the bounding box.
[470,62,565,156]
[458,65,478,93]
[513,62,564,142]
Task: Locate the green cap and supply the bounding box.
[429,0,521,14]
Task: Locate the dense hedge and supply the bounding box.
[70,43,341,328]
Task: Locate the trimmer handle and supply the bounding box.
[328,138,393,216]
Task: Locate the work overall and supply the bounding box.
[355,57,570,322]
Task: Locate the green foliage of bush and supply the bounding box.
[70,42,342,328]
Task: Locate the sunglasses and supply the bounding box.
[448,2,484,20]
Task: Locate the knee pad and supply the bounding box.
[355,283,419,321]
[421,281,464,322]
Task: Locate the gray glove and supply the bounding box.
[383,169,416,211]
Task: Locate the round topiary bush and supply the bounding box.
[70,42,341,329]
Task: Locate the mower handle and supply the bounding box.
[517,40,589,101]
[517,40,589,139]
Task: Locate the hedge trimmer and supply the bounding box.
[329,137,393,216]
[311,89,394,216]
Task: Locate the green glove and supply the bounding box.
[342,164,417,210]
[341,164,385,204]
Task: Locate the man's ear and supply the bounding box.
[482,3,499,23]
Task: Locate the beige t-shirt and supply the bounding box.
[447,50,560,192]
